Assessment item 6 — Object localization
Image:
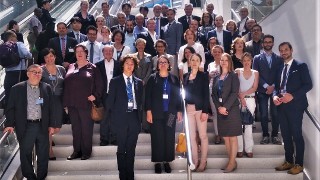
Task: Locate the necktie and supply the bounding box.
[188,16,191,24]
[280,64,288,90]
[61,37,66,59]
[90,42,94,63]
[168,23,171,29]
[76,33,80,43]
[155,17,160,36]
[126,77,133,102]
[120,25,124,31]
[106,16,110,27]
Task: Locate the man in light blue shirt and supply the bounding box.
[124,20,136,53]
[133,13,148,39]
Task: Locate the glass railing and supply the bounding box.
[231,0,287,22]
[135,0,173,8]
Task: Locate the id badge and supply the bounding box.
[219,98,222,103]
[36,98,44,105]
[69,48,74,52]
[74,69,79,73]
[49,75,56,81]
[128,102,134,108]
[163,94,168,99]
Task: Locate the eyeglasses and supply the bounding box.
[159,61,168,65]
[29,71,42,75]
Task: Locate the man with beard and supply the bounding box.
[252,34,282,145]
[245,24,263,57]
[124,20,136,53]
[111,12,126,32]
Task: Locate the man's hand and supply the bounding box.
[273,96,282,106]
[266,85,275,94]
[146,110,153,124]
[3,127,14,134]
[280,93,294,103]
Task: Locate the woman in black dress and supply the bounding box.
[145,55,182,174]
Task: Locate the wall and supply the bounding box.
[260,0,320,179]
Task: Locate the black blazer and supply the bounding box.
[137,32,157,57]
[252,52,282,93]
[183,71,209,113]
[95,59,122,96]
[106,75,144,123]
[5,81,60,141]
[67,31,87,43]
[47,36,78,65]
[145,73,182,119]
[273,59,313,110]
[207,29,233,54]
[73,12,96,34]
[178,15,201,45]
[153,16,168,39]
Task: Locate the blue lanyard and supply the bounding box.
[218,73,229,97]
[163,77,168,93]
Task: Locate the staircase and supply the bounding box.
[46,122,303,180]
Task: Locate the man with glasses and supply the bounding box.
[80,25,103,63]
[4,64,61,180]
[246,24,263,57]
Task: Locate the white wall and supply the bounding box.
[260,0,320,179]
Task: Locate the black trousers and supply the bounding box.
[116,111,140,180]
[4,70,27,107]
[278,104,305,165]
[19,122,49,180]
[69,107,94,156]
[100,94,116,143]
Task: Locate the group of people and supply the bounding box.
[2,1,313,180]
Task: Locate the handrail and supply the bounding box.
[231,8,241,22]
[305,109,320,132]
[181,85,195,180]
[0,131,9,145]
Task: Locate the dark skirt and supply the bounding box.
[217,105,242,137]
[52,95,64,123]
[150,113,176,162]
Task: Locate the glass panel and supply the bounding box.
[0,128,19,175]
[135,0,172,8]
[231,0,287,22]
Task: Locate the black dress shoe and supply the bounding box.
[155,163,162,174]
[164,162,171,173]
[49,156,56,160]
[67,152,81,160]
[81,155,90,160]
[100,141,109,146]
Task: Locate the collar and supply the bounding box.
[59,35,67,39]
[123,73,133,81]
[284,59,293,66]
[27,81,39,88]
[263,50,273,56]
[105,58,114,63]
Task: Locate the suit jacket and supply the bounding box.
[110,24,126,33]
[47,36,78,65]
[137,32,157,57]
[73,12,96,34]
[126,14,135,21]
[153,16,168,39]
[163,21,183,55]
[101,14,118,28]
[245,40,262,57]
[67,31,87,43]
[106,75,143,123]
[207,29,232,54]
[252,52,282,93]
[273,59,313,110]
[95,59,121,97]
[145,73,182,119]
[4,81,60,141]
[178,15,201,45]
[40,8,55,28]
[183,71,209,113]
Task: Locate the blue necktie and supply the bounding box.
[126,77,133,102]
[280,64,288,90]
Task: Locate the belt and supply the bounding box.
[27,119,41,123]
[126,109,137,113]
[244,96,255,98]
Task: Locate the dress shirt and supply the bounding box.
[73,31,81,43]
[148,31,157,43]
[263,50,273,68]
[178,43,205,69]
[27,83,41,120]
[215,28,224,47]
[123,74,137,109]
[133,26,148,39]
[80,41,103,63]
[104,59,114,93]
[124,33,136,53]
[6,42,32,71]
[280,58,293,90]
[238,17,247,35]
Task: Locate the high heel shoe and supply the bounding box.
[223,162,237,173]
[196,161,207,172]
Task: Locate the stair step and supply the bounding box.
[46,169,302,180]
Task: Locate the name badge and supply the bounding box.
[219,98,222,103]
[74,69,79,73]
[128,102,133,108]
[163,94,168,99]
[36,98,44,105]
[49,75,56,81]
[69,48,74,52]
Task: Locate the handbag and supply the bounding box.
[91,102,104,122]
[240,106,254,125]
[176,132,187,153]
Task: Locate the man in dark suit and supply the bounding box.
[152,4,168,39]
[67,17,87,43]
[106,55,143,180]
[100,1,118,28]
[237,7,250,36]
[273,42,312,175]
[95,45,121,146]
[178,3,201,45]
[122,3,135,21]
[111,12,127,33]
[245,24,263,57]
[207,15,232,54]
[4,64,61,180]
[40,0,55,28]
[253,34,282,145]
[137,19,157,57]
[48,22,78,68]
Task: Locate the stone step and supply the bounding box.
[46,169,302,180]
[52,144,284,158]
[48,155,285,171]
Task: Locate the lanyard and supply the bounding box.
[163,77,168,93]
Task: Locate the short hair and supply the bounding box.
[95,15,105,22]
[135,38,146,46]
[211,45,224,54]
[122,3,131,9]
[154,39,168,51]
[156,55,172,71]
[120,55,139,71]
[80,0,89,6]
[207,37,219,50]
[101,26,110,34]
[117,12,126,18]
[167,8,176,15]
[8,20,18,30]
[101,2,109,7]
[135,13,144,19]
[153,4,161,9]
[27,64,42,72]
[240,52,253,63]
[42,0,51,6]
[184,3,193,8]
[3,30,16,42]
[231,37,246,55]
[190,53,203,63]
[74,44,89,57]
[262,34,274,42]
[70,17,82,24]
[111,29,125,44]
[220,53,234,72]
[251,24,262,32]
[41,48,56,59]
[56,22,67,28]
[86,25,98,34]
[182,46,196,63]
[279,42,293,50]
[226,19,238,32]
[184,29,196,41]
[139,6,149,13]
[102,45,114,53]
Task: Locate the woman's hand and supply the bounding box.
[240,98,247,107]
[218,107,228,115]
[88,95,96,101]
[146,110,153,124]
[177,112,183,122]
[238,92,245,100]
[200,113,208,122]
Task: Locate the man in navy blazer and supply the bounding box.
[207,15,232,54]
[253,34,282,145]
[137,19,157,57]
[106,55,143,180]
[95,45,121,146]
[67,17,88,43]
[273,42,312,175]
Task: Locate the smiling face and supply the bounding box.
[44,52,56,65]
[189,54,201,70]
[279,44,293,62]
[241,55,252,69]
[27,66,42,85]
[136,41,146,52]
[158,57,170,72]
[75,46,87,61]
[211,46,223,60]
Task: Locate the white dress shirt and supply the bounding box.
[104,59,114,93]
[280,59,293,90]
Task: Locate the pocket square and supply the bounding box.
[291,70,298,73]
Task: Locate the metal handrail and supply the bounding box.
[0,131,9,145]
[231,8,241,22]
[305,109,320,132]
[181,85,195,180]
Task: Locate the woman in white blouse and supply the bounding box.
[111,29,131,61]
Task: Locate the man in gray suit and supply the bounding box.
[162,8,182,76]
[100,1,118,28]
